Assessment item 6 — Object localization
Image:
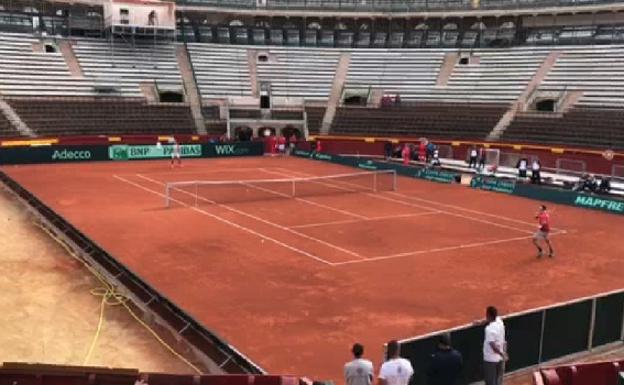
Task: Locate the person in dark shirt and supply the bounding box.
[427,333,463,385]
[598,177,611,194]
[384,141,394,160]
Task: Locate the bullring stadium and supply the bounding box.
[0,1,623,385]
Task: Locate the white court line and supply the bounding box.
[135,173,366,260]
[290,211,438,229]
[112,174,335,266]
[135,167,277,177]
[387,191,563,231]
[242,168,368,219]
[273,167,536,235]
[333,231,567,266]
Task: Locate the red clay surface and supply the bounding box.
[3,156,624,381]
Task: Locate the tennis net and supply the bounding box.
[165,170,397,207]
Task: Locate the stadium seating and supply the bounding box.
[304,107,326,135]
[256,47,341,101]
[533,360,624,385]
[0,33,93,97]
[186,43,253,99]
[0,111,18,137]
[72,38,183,97]
[331,102,508,139]
[6,98,195,136]
[539,46,624,107]
[503,108,624,149]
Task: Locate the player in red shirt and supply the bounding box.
[533,205,554,258]
[277,135,287,155]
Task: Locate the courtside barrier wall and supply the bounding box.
[0,142,264,165]
[398,290,624,385]
[294,150,624,216]
[305,136,623,175]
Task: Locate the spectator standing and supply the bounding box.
[478,147,487,170]
[427,333,463,385]
[419,141,427,162]
[345,343,374,385]
[531,160,542,184]
[379,340,414,385]
[516,158,528,178]
[483,306,507,385]
[431,147,441,167]
[426,141,436,162]
[402,144,411,166]
[469,147,478,168]
[384,141,394,161]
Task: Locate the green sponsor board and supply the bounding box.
[0,145,107,165]
[413,167,457,184]
[470,175,516,194]
[574,195,624,214]
[204,142,265,157]
[109,144,202,160]
[357,160,379,171]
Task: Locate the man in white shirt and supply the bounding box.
[345,343,374,385]
[378,340,414,385]
[483,306,508,385]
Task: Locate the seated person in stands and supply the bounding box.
[598,177,612,194]
[574,174,598,192]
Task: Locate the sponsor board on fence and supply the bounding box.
[470,175,516,194]
[295,151,624,216]
[205,142,265,157]
[109,144,202,160]
[0,145,108,164]
[573,195,624,214]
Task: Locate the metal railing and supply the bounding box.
[177,0,624,12]
[398,289,624,385]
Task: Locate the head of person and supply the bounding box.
[437,333,452,350]
[386,340,400,359]
[539,204,547,213]
[351,343,364,359]
[486,306,498,322]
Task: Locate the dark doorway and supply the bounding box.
[535,99,556,112]
[159,91,184,103]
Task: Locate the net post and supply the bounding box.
[392,170,397,191]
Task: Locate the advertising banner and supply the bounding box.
[109,144,202,160]
[0,145,108,165]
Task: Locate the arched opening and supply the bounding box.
[535,99,556,112]
[234,126,253,141]
[282,125,301,139]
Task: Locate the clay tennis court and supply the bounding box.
[2,156,624,381]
